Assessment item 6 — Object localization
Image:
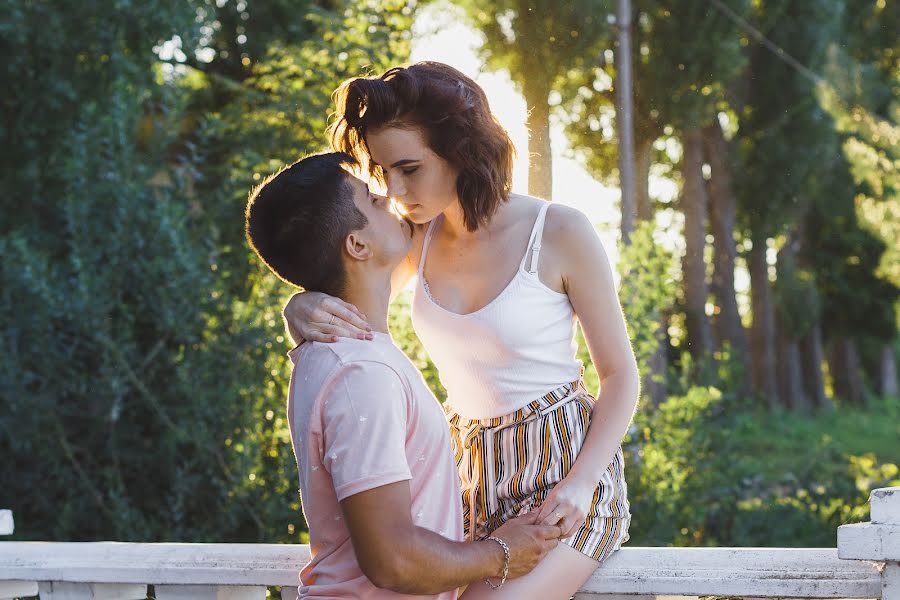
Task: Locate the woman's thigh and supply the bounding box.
[460,543,601,600]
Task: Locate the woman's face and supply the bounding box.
[365,125,459,224]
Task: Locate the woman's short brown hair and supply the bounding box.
[328,61,515,232]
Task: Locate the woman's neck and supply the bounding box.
[439,201,471,240]
[440,198,509,242]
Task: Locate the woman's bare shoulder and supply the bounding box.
[540,203,604,270]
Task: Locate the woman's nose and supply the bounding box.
[386,177,406,199]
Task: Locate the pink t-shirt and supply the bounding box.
[287,332,463,600]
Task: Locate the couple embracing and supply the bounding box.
[245,61,638,599]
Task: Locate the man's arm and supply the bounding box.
[323,361,561,593]
[341,481,503,594]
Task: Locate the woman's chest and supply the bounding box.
[423,236,527,315]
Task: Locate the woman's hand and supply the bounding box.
[282,291,372,344]
[535,474,597,539]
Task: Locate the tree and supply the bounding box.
[703,118,751,384]
[559,0,748,399]
[0,0,414,542]
[821,0,900,397]
[736,0,898,409]
[734,0,833,408]
[461,0,611,200]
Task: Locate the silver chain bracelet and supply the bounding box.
[484,535,510,589]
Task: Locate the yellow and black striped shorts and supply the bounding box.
[445,379,631,563]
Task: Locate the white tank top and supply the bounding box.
[411,202,583,419]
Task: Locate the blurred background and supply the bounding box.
[0,0,897,548]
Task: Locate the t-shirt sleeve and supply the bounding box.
[321,361,412,501]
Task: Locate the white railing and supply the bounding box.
[0,487,897,600]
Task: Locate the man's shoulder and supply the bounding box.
[295,338,410,386]
[320,337,405,365]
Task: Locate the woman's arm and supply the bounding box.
[534,206,640,536]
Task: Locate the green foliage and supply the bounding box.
[628,386,900,546]
[616,220,679,397]
[561,0,749,185]
[1,89,274,541]
[819,0,899,325]
[461,0,610,87]
[0,0,193,235]
[0,0,414,542]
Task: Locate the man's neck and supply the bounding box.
[343,271,392,335]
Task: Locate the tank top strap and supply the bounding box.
[418,215,442,275]
[521,202,551,274]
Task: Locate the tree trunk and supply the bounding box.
[777,325,809,412]
[643,311,669,408]
[615,0,636,244]
[680,128,713,361]
[828,336,866,405]
[749,235,779,409]
[774,241,809,412]
[634,136,666,406]
[801,322,831,410]
[523,79,552,201]
[881,344,899,397]
[636,137,653,221]
[702,120,750,382]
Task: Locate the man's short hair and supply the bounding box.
[245,152,368,297]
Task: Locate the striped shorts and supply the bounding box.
[445,379,631,562]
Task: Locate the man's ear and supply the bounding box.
[344,231,373,261]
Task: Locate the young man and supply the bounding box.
[245,152,561,599]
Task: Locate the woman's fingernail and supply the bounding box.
[366,334,374,341]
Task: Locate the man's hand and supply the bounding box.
[282,291,372,344]
[490,512,563,578]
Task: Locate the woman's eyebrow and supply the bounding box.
[390,159,420,168]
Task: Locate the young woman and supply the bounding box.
[283,61,638,599]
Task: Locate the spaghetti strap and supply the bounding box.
[418,215,442,275]
[521,203,551,274]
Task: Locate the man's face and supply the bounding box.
[346,173,413,268]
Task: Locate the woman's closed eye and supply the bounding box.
[400,166,419,175]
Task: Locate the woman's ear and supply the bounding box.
[344,231,373,261]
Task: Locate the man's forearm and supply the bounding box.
[381,526,504,594]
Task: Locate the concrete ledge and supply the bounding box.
[838,522,900,561]
[0,543,883,598]
[872,487,900,525]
